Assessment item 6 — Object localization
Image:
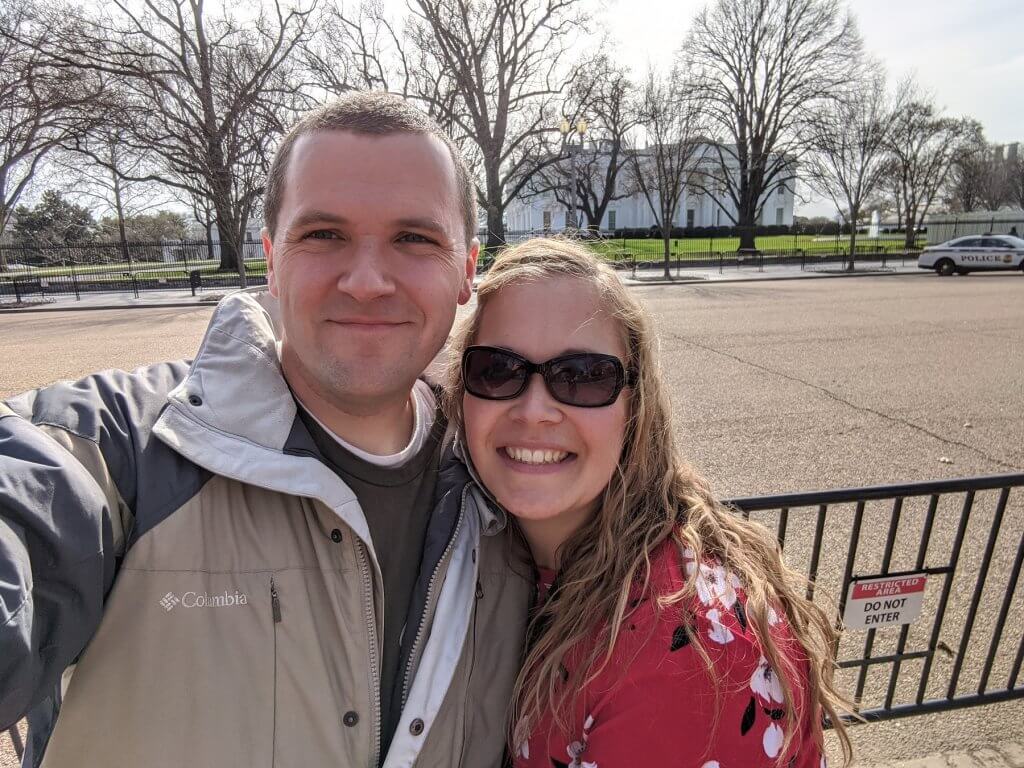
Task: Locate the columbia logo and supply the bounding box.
[160,592,180,612]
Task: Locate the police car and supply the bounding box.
[918,234,1024,276]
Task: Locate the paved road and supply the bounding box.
[1,273,1022,764]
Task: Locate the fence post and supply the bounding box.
[70,261,81,301]
[719,250,723,275]
[12,277,22,303]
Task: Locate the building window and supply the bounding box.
[776,207,784,226]
[687,209,695,228]
[608,210,616,230]
[543,210,551,231]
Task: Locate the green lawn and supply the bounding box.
[589,235,925,261]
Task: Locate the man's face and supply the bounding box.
[265,130,477,413]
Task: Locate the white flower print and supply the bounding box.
[516,740,529,759]
[562,714,598,768]
[820,757,828,768]
[767,605,781,626]
[706,608,735,645]
[686,558,741,611]
[701,763,721,768]
[762,722,784,758]
[750,655,785,704]
[564,740,597,768]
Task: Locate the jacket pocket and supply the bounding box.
[40,569,278,768]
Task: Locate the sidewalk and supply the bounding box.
[0,262,927,312]
[620,260,925,285]
[862,742,1024,768]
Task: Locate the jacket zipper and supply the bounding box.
[270,577,282,623]
[356,540,382,768]
[270,577,281,767]
[400,485,470,709]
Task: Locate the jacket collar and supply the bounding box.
[453,435,508,537]
[162,289,295,452]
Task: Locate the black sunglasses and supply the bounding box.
[462,345,634,408]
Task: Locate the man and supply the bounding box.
[0,92,531,767]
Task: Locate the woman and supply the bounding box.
[444,239,852,767]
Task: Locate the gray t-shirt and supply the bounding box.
[295,385,445,760]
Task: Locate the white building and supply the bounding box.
[505,144,796,233]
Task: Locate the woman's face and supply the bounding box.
[462,276,630,537]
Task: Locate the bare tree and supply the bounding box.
[628,68,706,279]
[1010,151,1024,211]
[683,0,860,249]
[946,123,989,213]
[318,0,587,247]
[0,1,104,269]
[803,69,892,269]
[523,56,638,231]
[885,81,972,248]
[56,129,172,265]
[27,0,316,277]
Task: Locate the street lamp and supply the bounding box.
[559,117,588,231]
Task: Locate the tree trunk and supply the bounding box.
[485,204,504,250]
[0,202,8,272]
[214,198,240,273]
[847,225,858,272]
[738,224,756,250]
[903,210,916,250]
[217,232,239,272]
[112,169,132,269]
[662,231,672,279]
[205,221,215,262]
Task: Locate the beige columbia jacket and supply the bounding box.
[0,291,532,768]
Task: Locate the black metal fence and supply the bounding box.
[727,472,1024,723]
[0,240,267,302]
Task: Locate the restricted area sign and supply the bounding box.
[843,573,928,631]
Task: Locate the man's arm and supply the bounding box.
[0,404,118,729]
[0,360,189,731]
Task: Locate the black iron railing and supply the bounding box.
[727,473,1024,723]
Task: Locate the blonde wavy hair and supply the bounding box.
[443,238,853,764]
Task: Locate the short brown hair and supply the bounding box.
[263,91,477,245]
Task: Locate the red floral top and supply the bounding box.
[515,540,825,768]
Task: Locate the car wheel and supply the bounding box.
[936,258,955,276]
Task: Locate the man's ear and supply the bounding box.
[262,227,279,297]
[458,238,480,305]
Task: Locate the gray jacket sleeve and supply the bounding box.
[0,406,116,729]
[0,361,190,731]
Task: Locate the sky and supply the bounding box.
[600,0,1024,216]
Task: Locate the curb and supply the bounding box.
[0,300,216,314]
[624,268,928,287]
